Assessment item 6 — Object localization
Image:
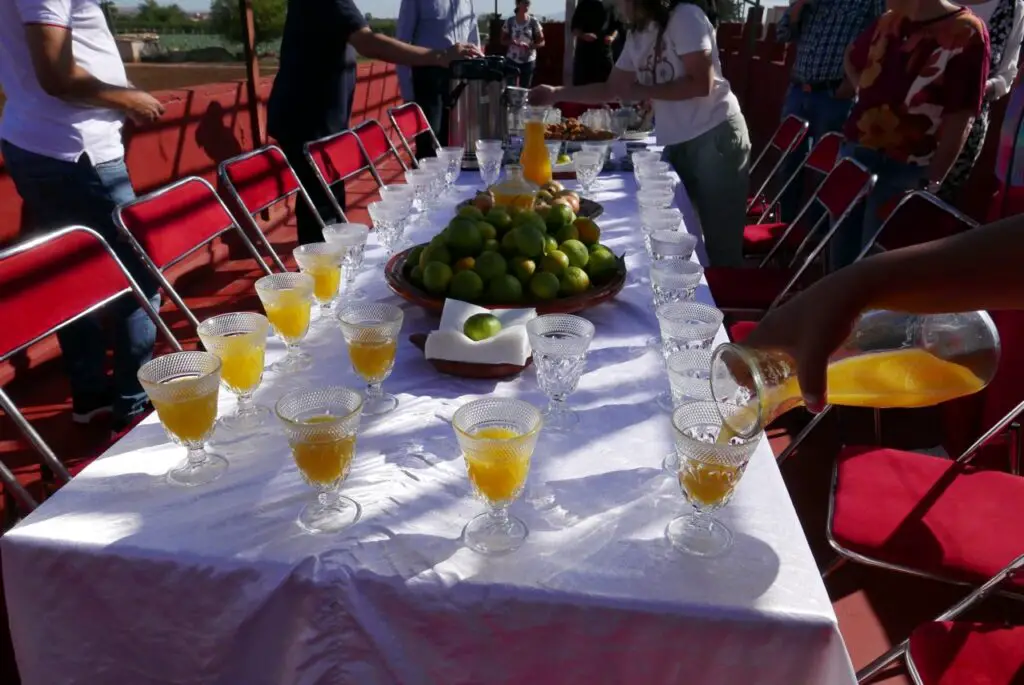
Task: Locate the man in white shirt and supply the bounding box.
[0,0,166,434]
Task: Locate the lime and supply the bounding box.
[463,313,502,341]
[555,223,579,244]
[529,272,560,300]
[423,262,453,295]
[560,266,591,296]
[453,256,476,273]
[560,239,589,268]
[574,217,601,246]
[420,244,452,268]
[458,205,485,221]
[541,250,570,276]
[556,153,571,165]
[546,203,576,233]
[543,235,559,255]
[485,208,513,233]
[511,257,536,284]
[513,210,547,234]
[483,238,501,252]
[406,245,425,272]
[487,274,523,303]
[449,269,484,301]
[477,221,497,242]
[429,233,448,249]
[409,264,424,286]
[586,247,618,283]
[500,231,519,257]
[446,218,483,255]
[513,226,546,259]
[474,250,508,281]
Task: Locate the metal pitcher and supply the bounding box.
[448,57,522,169]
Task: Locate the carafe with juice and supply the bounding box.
[710,310,1001,439]
[491,164,539,212]
[520,106,553,186]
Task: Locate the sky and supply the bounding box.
[167,0,787,20]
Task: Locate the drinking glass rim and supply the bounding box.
[525,313,596,341]
[656,301,724,326]
[368,200,408,217]
[573,152,601,163]
[650,229,697,243]
[476,139,504,150]
[255,272,314,293]
[293,242,344,258]
[138,350,222,385]
[337,302,404,326]
[671,401,763,458]
[652,260,703,277]
[274,386,364,428]
[452,401,544,443]
[197,311,270,337]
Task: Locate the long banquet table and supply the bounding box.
[1,167,857,685]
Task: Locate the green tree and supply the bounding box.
[135,0,190,26]
[210,0,287,47]
[718,0,746,23]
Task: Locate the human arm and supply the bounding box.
[775,0,812,43]
[349,27,482,66]
[743,213,1024,411]
[986,0,1024,100]
[533,20,546,49]
[501,18,514,47]
[629,50,713,101]
[925,111,974,190]
[529,67,635,104]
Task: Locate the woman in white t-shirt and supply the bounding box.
[530,0,750,267]
[502,0,546,87]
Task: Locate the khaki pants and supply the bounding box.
[663,115,751,268]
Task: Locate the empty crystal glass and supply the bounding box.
[367,200,407,257]
[138,351,226,486]
[650,229,698,262]
[197,312,271,436]
[640,207,684,254]
[656,302,724,357]
[545,140,562,168]
[379,184,416,214]
[438,146,464,191]
[419,158,447,206]
[293,243,344,323]
[642,177,678,195]
[638,188,675,211]
[337,302,404,416]
[667,401,762,557]
[636,160,672,190]
[255,272,315,373]
[632,150,662,187]
[573,151,602,199]
[582,141,611,170]
[323,223,369,300]
[662,349,714,473]
[476,139,504,187]
[453,397,543,555]
[651,261,704,307]
[526,314,596,430]
[276,386,364,534]
[405,168,434,212]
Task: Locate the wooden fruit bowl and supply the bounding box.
[384,248,627,315]
[408,334,532,379]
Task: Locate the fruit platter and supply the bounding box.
[385,187,626,314]
[458,181,604,219]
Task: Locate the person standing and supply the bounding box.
[269,0,480,245]
[502,0,546,88]
[0,0,165,433]
[531,0,750,268]
[831,0,990,270]
[571,0,621,86]
[776,0,886,221]
[397,0,481,157]
[939,0,1024,202]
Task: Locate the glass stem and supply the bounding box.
[236,392,255,417]
[366,382,383,400]
[689,508,714,533]
[317,487,340,510]
[488,505,510,530]
[547,397,565,416]
[185,445,208,467]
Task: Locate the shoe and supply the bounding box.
[72,390,115,424]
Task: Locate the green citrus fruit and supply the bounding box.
[529,272,560,300]
[453,256,476,273]
[586,248,618,283]
[501,230,519,257]
[483,238,501,252]
[409,264,424,285]
[458,205,485,221]
[420,244,452,268]
[485,208,513,233]
[511,256,536,284]
[487,274,523,303]
[446,218,483,255]
[560,239,589,268]
[474,250,508,281]
[429,234,447,249]
[463,313,502,341]
[477,221,497,242]
[574,217,601,245]
[513,210,547,235]
[560,266,591,296]
[513,226,546,259]
[423,262,453,295]
[543,235,559,255]
[546,203,576,232]
[449,269,484,302]
[406,245,425,272]
[555,224,580,244]
[541,250,570,276]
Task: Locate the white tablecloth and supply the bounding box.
[1,171,856,685]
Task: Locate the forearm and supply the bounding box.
[49,65,136,111]
[630,76,709,102]
[927,112,974,185]
[550,81,621,104]
[350,30,441,67]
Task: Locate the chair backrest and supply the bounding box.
[753,131,844,225]
[865,190,978,256]
[306,130,373,189]
[388,103,439,164]
[353,119,407,176]
[750,115,809,176]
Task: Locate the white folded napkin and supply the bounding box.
[425,299,536,366]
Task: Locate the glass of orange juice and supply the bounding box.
[275,386,364,533]
[667,401,762,558]
[337,302,404,416]
[255,272,315,373]
[452,398,543,555]
[197,312,271,437]
[138,351,226,486]
[293,243,344,325]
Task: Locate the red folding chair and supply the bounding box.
[352,119,409,180]
[746,114,809,218]
[219,145,320,271]
[388,102,440,167]
[750,131,845,226]
[906,619,1024,685]
[115,176,276,331]
[304,127,386,224]
[706,157,876,313]
[861,190,979,258]
[0,226,180,516]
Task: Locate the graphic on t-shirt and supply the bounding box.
[507,18,539,63]
[638,48,676,85]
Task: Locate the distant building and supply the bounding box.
[765,6,787,24]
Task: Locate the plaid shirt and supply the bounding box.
[777,0,885,85]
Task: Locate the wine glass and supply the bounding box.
[545,140,562,169]
[276,386,364,534]
[526,314,596,430]
[337,302,404,416]
[293,243,344,325]
[453,397,543,556]
[636,160,672,190]
[573,151,602,199]
[405,168,434,213]
[419,158,447,209]
[438,146,465,193]
[667,401,762,557]
[476,140,504,188]
[138,351,226,486]
[582,141,611,171]
[255,272,315,373]
[662,349,715,473]
[323,223,369,300]
[367,199,407,257]
[632,150,662,187]
[197,312,271,437]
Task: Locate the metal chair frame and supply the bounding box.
[114,176,275,331]
[387,102,441,168]
[752,132,846,226]
[353,118,409,177]
[857,189,981,262]
[747,115,809,214]
[0,226,181,515]
[303,128,379,224]
[218,145,322,272]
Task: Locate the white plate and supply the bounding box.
[621,130,653,142]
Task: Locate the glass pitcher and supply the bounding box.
[710,310,1001,439]
[491,164,538,212]
[520,106,553,186]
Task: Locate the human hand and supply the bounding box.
[122,89,164,125]
[442,42,483,64]
[581,32,598,42]
[528,84,560,105]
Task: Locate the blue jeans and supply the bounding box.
[828,143,927,272]
[779,85,854,222]
[2,140,160,420]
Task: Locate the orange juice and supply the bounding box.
[264,290,311,341]
[348,338,397,382]
[152,386,219,443]
[463,426,531,503]
[492,191,538,211]
[217,336,265,393]
[679,458,742,507]
[520,120,552,186]
[306,265,342,303]
[290,416,356,485]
